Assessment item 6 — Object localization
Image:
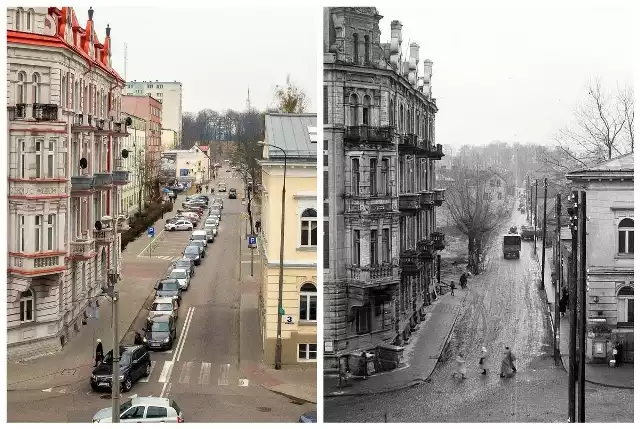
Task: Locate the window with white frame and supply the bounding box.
[300,208,317,247]
[19,215,26,252]
[19,140,26,179]
[617,286,634,324]
[299,283,317,322]
[298,343,317,361]
[46,214,56,251]
[34,215,42,252]
[15,8,23,31]
[46,140,55,178]
[618,218,634,254]
[17,71,26,104]
[20,289,34,322]
[35,140,42,178]
[32,73,40,103]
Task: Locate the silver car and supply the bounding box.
[168,269,190,290]
[149,297,178,319]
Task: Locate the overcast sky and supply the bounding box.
[377,0,635,149]
[88,5,317,114]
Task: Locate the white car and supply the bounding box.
[168,269,190,290]
[92,397,184,423]
[149,297,178,319]
[164,219,193,231]
[205,225,218,238]
[204,219,218,230]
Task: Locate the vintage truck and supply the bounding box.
[503,234,522,259]
[520,225,536,241]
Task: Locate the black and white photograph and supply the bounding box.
[322,2,634,423]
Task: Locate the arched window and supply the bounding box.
[349,94,358,126]
[617,286,634,325]
[299,283,317,322]
[20,289,34,322]
[353,33,359,64]
[15,8,22,31]
[364,35,370,64]
[363,95,371,126]
[300,208,317,247]
[618,218,634,254]
[32,73,40,104]
[16,71,26,104]
[26,9,34,31]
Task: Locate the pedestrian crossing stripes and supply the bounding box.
[137,255,181,261]
[142,361,249,387]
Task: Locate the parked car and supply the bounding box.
[298,411,317,423]
[217,182,227,192]
[204,228,215,243]
[173,257,195,276]
[143,314,177,351]
[213,198,223,209]
[190,230,208,243]
[148,297,178,319]
[91,345,151,392]
[183,245,202,266]
[154,279,183,305]
[168,268,191,290]
[164,219,193,231]
[204,218,218,230]
[209,208,222,220]
[92,397,184,423]
[191,240,207,258]
[229,188,237,199]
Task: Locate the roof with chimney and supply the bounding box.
[566,152,634,181]
[264,113,317,160]
[7,7,124,83]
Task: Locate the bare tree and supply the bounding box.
[273,75,309,113]
[618,84,634,152]
[444,165,511,274]
[555,79,633,168]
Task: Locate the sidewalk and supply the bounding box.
[535,241,634,389]
[7,198,185,392]
[324,288,470,397]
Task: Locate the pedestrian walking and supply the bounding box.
[460,272,468,289]
[453,353,467,379]
[479,346,489,375]
[500,346,516,378]
[95,339,104,367]
[134,331,143,345]
[205,185,209,193]
[614,342,623,367]
[450,281,455,296]
[255,220,261,233]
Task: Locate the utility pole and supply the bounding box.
[534,180,538,255]
[541,178,548,289]
[567,191,578,422]
[578,191,587,422]
[526,175,531,221]
[110,211,121,422]
[554,193,561,366]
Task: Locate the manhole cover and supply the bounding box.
[257,407,272,413]
[61,368,76,376]
[100,394,112,400]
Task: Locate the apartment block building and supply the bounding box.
[323,7,446,371]
[7,6,130,359]
[121,95,162,180]
[125,80,182,145]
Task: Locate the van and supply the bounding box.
[190,230,207,243]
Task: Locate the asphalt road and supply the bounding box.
[325,208,634,423]
[7,173,314,423]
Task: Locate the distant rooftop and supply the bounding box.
[567,152,634,180]
[264,113,317,160]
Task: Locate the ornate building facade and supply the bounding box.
[7,6,129,360]
[323,7,446,371]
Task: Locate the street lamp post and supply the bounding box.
[257,141,287,370]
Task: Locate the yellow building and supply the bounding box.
[258,113,317,366]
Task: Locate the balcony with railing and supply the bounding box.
[113,121,129,136]
[14,104,27,120]
[33,104,59,121]
[398,193,420,211]
[344,125,395,149]
[400,250,419,275]
[426,142,445,160]
[419,190,435,207]
[418,239,434,260]
[112,170,130,185]
[433,188,445,206]
[69,237,96,261]
[94,227,115,245]
[398,133,419,153]
[71,113,95,131]
[95,118,111,134]
[344,194,397,217]
[9,253,66,276]
[347,263,400,286]
[70,175,95,195]
[93,172,113,188]
[431,231,445,250]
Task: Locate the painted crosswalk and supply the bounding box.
[141,361,249,387]
[137,255,181,261]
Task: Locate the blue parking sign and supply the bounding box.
[148,227,155,238]
[248,234,257,248]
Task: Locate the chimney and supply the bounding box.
[409,42,419,63]
[423,59,433,97]
[105,24,110,37]
[408,42,419,86]
[88,6,93,21]
[389,20,403,70]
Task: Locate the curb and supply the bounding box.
[263,386,317,404]
[324,296,466,399]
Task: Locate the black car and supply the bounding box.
[91,345,151,392]
[143,314,177,351]
[154,279,183,305]
[183,245,201,266]
[229,188,237,199]
[191,240,207,258]
[173,257,195,276]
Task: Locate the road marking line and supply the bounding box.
[158,361,173,383]
[175,307,195,362]
[138,228,167,257]
[178,362,192,384]
[198,362,211,385]
[218,364,230,386]
[42,387,52,392]
[139,361,156,383]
